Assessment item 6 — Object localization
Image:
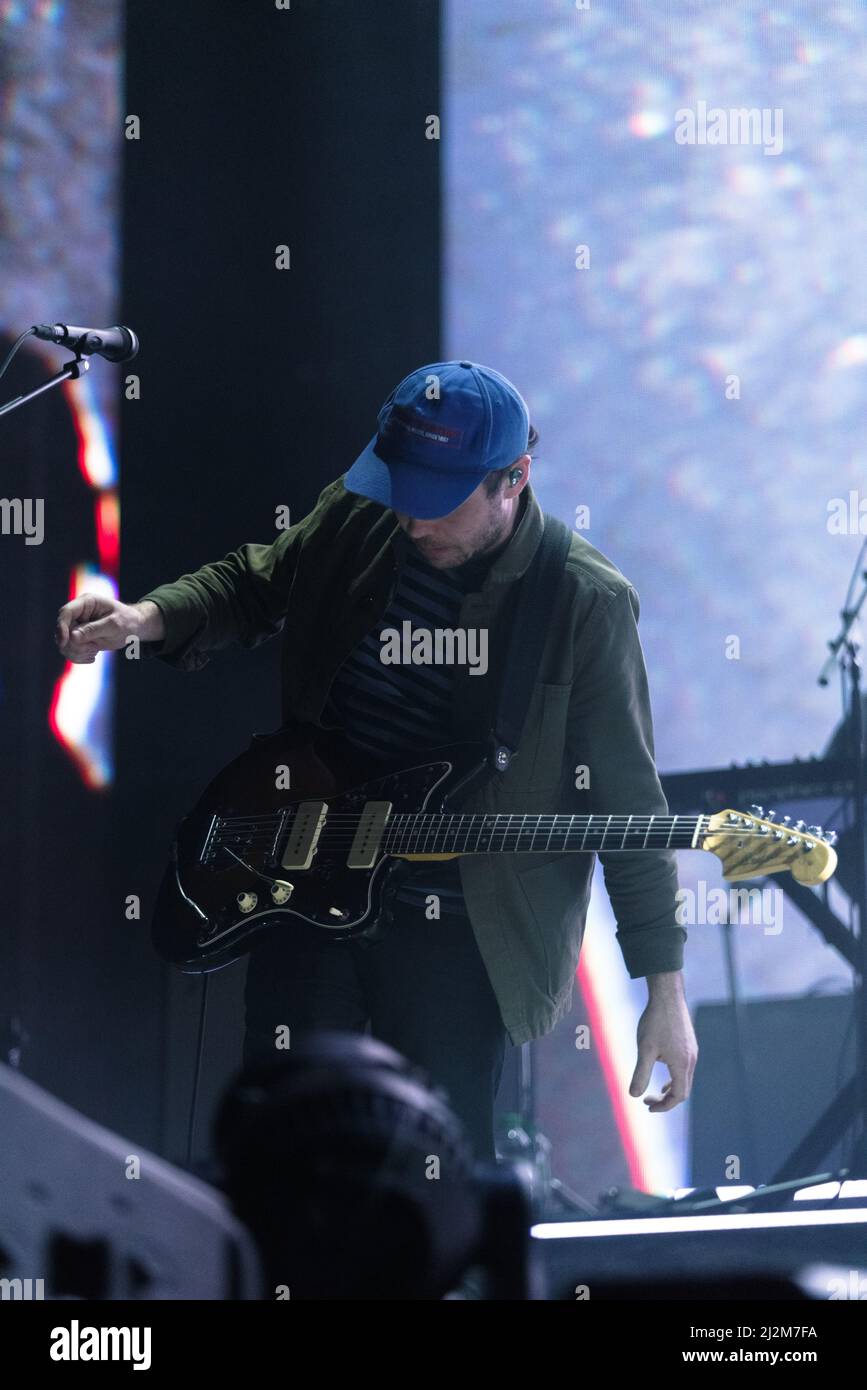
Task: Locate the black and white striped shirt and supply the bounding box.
[322,529,502,909]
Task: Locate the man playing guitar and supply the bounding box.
[56,360,698,1162]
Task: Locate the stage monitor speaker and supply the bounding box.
[0,1063,262,1299]
[690,993,856,1186]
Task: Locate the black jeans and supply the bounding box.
[242,888,508,1162]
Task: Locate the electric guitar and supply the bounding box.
[152,722,839,972]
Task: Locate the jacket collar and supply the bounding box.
[485,482,544,584]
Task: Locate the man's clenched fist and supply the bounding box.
[55,595,165,664]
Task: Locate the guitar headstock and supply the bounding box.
[700,807,837,885]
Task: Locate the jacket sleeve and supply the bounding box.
[135,523,305,673]
[565,583,686,978]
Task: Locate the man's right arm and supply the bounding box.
[132,530,302,670]
[135,599,166,642]
[55,477,348,668]
[55,531,299,668]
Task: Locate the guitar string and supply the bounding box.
[206,818,815,835]
[202,811,827,852]
[206,821,813,838]
[208,809,814,824]
[208,814,801,828]
[201,822,816,845]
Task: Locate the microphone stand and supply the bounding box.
[499,1042,597,1217]
[0,351,90,420]
[773,564,867,1178]
[842,629,867,1150]
[822,570,867,1158]
[0,345,92,1068]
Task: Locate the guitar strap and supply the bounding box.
[486,511,573,776]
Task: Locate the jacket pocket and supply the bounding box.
[514,852,588,1002]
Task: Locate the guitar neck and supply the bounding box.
[386,813,705,856]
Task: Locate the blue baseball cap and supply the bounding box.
[343,359,531,520]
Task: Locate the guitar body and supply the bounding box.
[153,722,839,975]
[152,723,489,973]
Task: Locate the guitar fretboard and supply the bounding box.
[382,813,706,855]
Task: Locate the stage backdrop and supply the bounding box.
[445,0,862,1190]
[0,0,122,1122]
[5,0,863,1202]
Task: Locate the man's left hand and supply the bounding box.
[629,971,697,1112]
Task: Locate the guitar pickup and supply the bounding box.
[347,800,392,869]
[281,801,327,870]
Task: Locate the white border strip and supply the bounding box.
[532,1207,867,1238]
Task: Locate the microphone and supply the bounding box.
[32,323,140,363]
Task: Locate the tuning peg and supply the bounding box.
[794,819,806,832]
[807,824,823,836]
[765,809,777,822]
[781,815,791,827]
[826,829,838,846]
[749,804,765,817]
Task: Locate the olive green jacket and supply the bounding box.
[138,475,686,1045]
